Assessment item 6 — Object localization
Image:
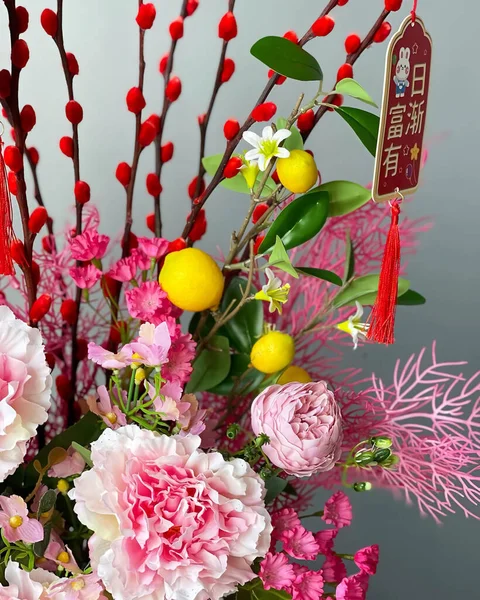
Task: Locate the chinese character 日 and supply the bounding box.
[411,63,427,97]
[393,47,411,98]
[383,143,402,178]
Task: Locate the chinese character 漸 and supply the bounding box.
[406,100,425,135]
[382,143,402,178]
[411,63,427,97]
[387,104,407,140]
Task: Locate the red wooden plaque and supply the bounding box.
[373,15,432,202]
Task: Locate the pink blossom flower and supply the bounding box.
[0,495,43,543]
[69,265,102,289]
[259,553,295,591]
[130,248,151,271]
[138,237,169,260]
[45,531,81,574]
[46,573,104,600]
[161,319,196,385]
[336,572,370,600]
[281,525,319,560]
[123,322,171,367]
[48,445,86,478]
[322,552,347,583]
[149,382,205,434]
[271,508,301,539]
[0,561,55,600]
[291,569,324,600]
[69,228,109,261]
[354,544,379,575]
[87,343,133,370]
[125,281,170,322]
[71,425,272,600]
[315,528,338,554]
[86,386,127,429]
[251,381,343,477]
[323,491,352,528]
[0,307,51,482]
[108,256,137,282]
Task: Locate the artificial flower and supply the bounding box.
[69,265,102,289]
[243,125,291,171]
[255,268,291,314]
[130,248,151,271]
[125,281,170,322]
[314,528,339,554]
[87,344,133,370]
[281,525,320,560]
[335,572,370,600]
[46,573,105,600]
[336,302,370,350]
[322,552,347,583]
[290,569,324,600]
[161,318,196,385]
[123,321,171,368]
[70,425,272,600]
[0,495,43,543]
[48,445,86,478]
[251,381,343,477]
[148,382,205,433]
[239,158,259,189]
[86,386,127,429]
[259,553,295,591]
[354,544,380,575]
[0,307,52,482]
[271,508,301,540]
[138,236,169,260]
[44,531,81,574]
[69,228,109,261]
[0,561,53,600]
[322,491,353,528]
[108,256,137,282]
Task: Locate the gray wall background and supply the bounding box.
[1,1,478,597]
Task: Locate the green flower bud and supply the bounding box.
[353,481,373,492]
[254,433,270,448]
[373,448,392,464]
[371,436,393,449]
[226,424,240,440]
[382,454,400,469]
[354,450,375,466]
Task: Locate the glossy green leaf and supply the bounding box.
[251,36,323,81]
[259,191,329,252]
[202,154,276,197]
[268,237,299,278]
[71,441,93,467]
[333,274,410,308]
[186,335,231,393]
[264,476,288,504]
[335,106,380,156]
[209,353,250,395]
[38,490,56,516]
[344,231,355,283]
[33,523,52,558]
[317,180,372,217]
[255,588,292,600]
[396,289,426,305]
[295,266,342,286]
[276,118,304,151]
[221,277,264,354]
[335,78,378,107]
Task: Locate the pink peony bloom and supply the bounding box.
[130,248,151,271]
[291,569,324,600]
[138,237,169,260]
[336,572,370,600]
[69,265,102,289]
[315,528,339,554]
[322,552,347,583]
[0,307,52,482]
[70,228,109,261]
[0,495,43,543]
[281,525,319,560]
[108,256,137,282]
[323,491,353,528]
[87,386,127,429]
[251,381,343,477]
[354,544,379,575]
[71,425,272,600]
[123,322,171,367]
[87,343,133,370]
[125,281,170,322]
[259,552,295,591]
[271,508,301,540]
[161,319,195,385]
[48,445,86,478]
[0,561,56,600]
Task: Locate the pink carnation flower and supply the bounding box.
[138,237,169,259]
[354,544,379,575]
[0,495,43,543]
[108,256,137,282]
[281,525,319,560]
[87,344,133,370]
[291,569,324,600]
[322,552,347,583]
[259,553,295,591]
[70,228,109,261]
[322,491,353,528]
[336,572,370,600]
[125,281,170,322]
[71,425,272,600]
[315,528,338,554]
[123,322,171,367]
[251,381,343,477]
[86,386,127,429]
[48,445,86,478]
[0,307,52,482]
[69,265,102,289]
[130,248,151,271]
[272,508,301,540]
[161,319,195,385]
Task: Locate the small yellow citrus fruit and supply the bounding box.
[277,365,312,385]
[159,248,224,312]
[276,149,318,194]
[250,331,295,374]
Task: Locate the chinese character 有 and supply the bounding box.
[382,143,402,178]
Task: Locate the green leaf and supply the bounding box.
[276,118,303,151]
[264,476,288,504]
[237,580,292,600]
[397,289,426,305]
[33,522,52,558]
[335,106,379,156]
[260,191,329,252]
[295,266,342,286]
[250,36,323,81]
[38,489,56,516]
[209,353,250,395]
[255,589,292,600]
[221,278,264,354]
[335,78,378,107]
[333,274,410,308]
[317,180,372,217]
[267,237,299,278]
[71,441,93,468]
[185,335,231,393]
[202,154,276,197]
[344,231,355,283]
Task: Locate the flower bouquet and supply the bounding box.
[0,1,479,599]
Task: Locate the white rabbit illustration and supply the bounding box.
[393,47,411,98]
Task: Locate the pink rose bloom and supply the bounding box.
[87,386,127,429]
[259,553,295,591]
[291,569,324,600]
[0,307,52,482]
[71,425,272,600]
[70,228,109,261]
[271,508,301,540]
[123,322,171,368]
[0,561,56,600]
[281,525,319,560]
[108,256,137,282]
[0,495,43,543]
[315,528,338,554]
[125,281,171,322]
[322,553,347,583]
[322,491,352,528]
[354,544,379,575]
[251,381,343,477]
[336,572,370,600]
[138,237,169,260]
[87,344,133,370]
[48,445,86,478]
[69,265,102,289]
[130,248,151,271]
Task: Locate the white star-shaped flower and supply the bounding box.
[336,301,370,350]
[242,126,291,171]
[254,268,290,314]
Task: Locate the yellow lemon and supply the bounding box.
[277,365,312,385]
[276,149,318,194]
[159,248,224,312]
[250,331,295,374]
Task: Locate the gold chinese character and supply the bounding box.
[387,104,407,140]
[382,143,402,178]
[406,100,425,135]
[411,63,427,97]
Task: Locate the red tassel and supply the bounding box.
[0,141,15,275]
[367,200,401,345]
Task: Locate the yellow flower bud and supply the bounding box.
[9,515,23,529]
[57,551,70,564]
[135,368,146,385]
[131,352,143,367]
[57,479,70,494]
[105,412,117,424]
